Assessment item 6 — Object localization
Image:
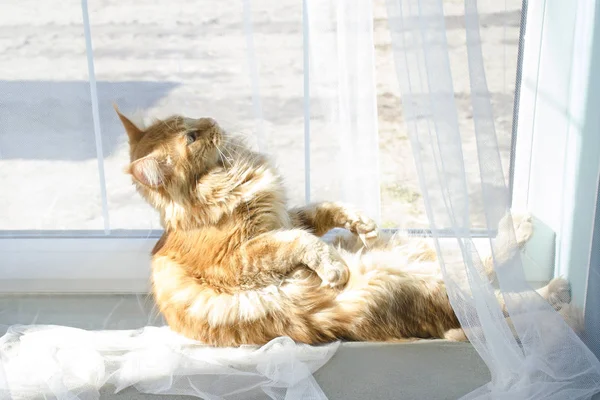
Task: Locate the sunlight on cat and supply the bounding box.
[115,106,577,347]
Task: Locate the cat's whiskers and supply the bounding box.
[221,144,239,162]
[216,140,245,166]
[216,145,233,167]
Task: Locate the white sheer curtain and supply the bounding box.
[385,0,600,398]
[305,0,381,219]
[1,0,600,399]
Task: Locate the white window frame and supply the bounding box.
[584,179,600,358]
[0,234,155,293]
[512,0,600,303]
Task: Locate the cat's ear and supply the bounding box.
[113,103,144,144]
[127,156,170,188]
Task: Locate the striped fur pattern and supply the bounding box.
[116,107,573,346]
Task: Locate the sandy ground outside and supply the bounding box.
[0,0,521,232]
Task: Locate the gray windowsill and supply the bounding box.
[0,294,489,400]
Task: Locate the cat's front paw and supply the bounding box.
[319,249,350,289]
[343,211,378,239]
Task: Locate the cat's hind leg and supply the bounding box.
[444,277,574,342]
[482,212,534,280]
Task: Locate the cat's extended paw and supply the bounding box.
[343,211,378,239]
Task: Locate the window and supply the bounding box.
[2,0,600,399]
[376,0,523,231]
[0,0,526,293]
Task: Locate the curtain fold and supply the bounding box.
[306,0,381,220]
[333,0,381,221]
[385,0,600,398]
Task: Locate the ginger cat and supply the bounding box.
[115,107,572,346]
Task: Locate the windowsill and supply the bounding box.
[0,294,489,400]
[96,342,487,400]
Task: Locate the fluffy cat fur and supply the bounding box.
[116,106,574,346]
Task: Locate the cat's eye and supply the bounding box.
[186,131,198,145]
